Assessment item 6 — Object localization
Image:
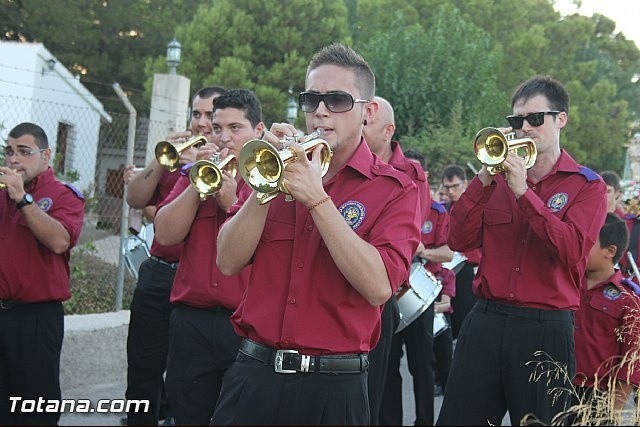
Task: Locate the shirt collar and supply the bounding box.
[28,167,55,192]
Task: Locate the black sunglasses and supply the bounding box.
[299,91,369,113]
[505,111,561,129]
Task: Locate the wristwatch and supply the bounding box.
[16,193,34,209]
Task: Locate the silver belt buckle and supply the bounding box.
[274,349,298,373]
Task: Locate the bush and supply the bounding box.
[64,244,136,315]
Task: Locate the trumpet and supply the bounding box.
[155,135,208,172]
[474,127,536,175]
[189,153,238,200]
[0,172,5,190]
[238,129,332,204]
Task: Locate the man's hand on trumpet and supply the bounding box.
[209,147,238,212]
[281,142,327,208]
[0,166,26,201]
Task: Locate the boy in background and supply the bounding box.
[573,212,640,423]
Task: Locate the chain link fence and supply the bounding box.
[0,94,171,312]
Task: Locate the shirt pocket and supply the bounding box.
[261,219,295,243]
[484,208,512,226]
[588,295,623,336]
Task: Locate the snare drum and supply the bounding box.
[395,262,443,333]
[433,312,449,337]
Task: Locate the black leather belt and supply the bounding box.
[149,255,179,269]
[239,339,369,374]
[0,299,23,310]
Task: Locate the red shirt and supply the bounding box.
[228,139,422,354]
[161,175,248,310]
[148,169,183,262]
[0,168,84,302]
[388,140,430,222]
[574,269,640,388]
[448,150,607,310]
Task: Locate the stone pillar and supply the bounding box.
[145,74,191,165]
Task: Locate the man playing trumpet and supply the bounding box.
[212,43,422,426]
[438,76,608,426]
[122,86,225,426]
[153,88,264,425]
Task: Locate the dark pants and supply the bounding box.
[433,313,453,391]
[450,262,477,340]
[368,298,400,425]
[125,258,176,425]
[437,299,575,426]
[0,301,64,426]
[380,303,435,426]
[165,304,241,426]
[211,353,370,425]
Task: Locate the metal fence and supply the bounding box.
[0,94,172,310]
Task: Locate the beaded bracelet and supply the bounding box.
[307,196,332,211]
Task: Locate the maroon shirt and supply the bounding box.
[227,139,422,355]
[448,150,607,310]
[0,168,84,302]
[147,169,183,262]
[388,140,430,222]
[574,269,640,388]
[160,175,248,310]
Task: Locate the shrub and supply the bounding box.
[64,245,136,314]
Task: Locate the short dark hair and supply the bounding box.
[404,149,426,170]
[212,88,263,128]
[8,122,49,149]
[599,212,629,264]
[511,75,569,115]
[600,170,622,192]
[192,86,226,104]
[442,164,466,183]
[307,43,375,100]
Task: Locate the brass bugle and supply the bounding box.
[238,129,332,204]
[0,172,5,190]
[474,127,536,175]
[155,135,208,172]
[188,153,238,200]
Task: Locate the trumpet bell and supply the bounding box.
[189,154,238,199]
[239,136,333,204]
[155,135,207,172]
[474,127,536,175]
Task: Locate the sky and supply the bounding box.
[554,0,640,49]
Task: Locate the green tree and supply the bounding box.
[143,0,351,126]
[358,6,506,141]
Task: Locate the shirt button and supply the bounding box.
[289,298,296,304]
[532,186,536,191]
[509,293,515,298]
[374,165,379,170]
[212,282,218,287]
[515,267,520,272]
[297,261,304,268]
[602,306,607,311]
[307,225,313,231]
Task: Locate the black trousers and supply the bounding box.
[380,303,435,426]
[368,298,400,426]
[450,262,477,340]
[437,299,575,426]
[211,352,370,425]
[0,301,64,426]
[165,304,241,426]
[125,258,175,425]
[433,313,453,391]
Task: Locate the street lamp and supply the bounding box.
[166,38,181,75]
[286,86,298,124]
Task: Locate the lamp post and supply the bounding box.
[166,38,181,75]
[286,86,298,124]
